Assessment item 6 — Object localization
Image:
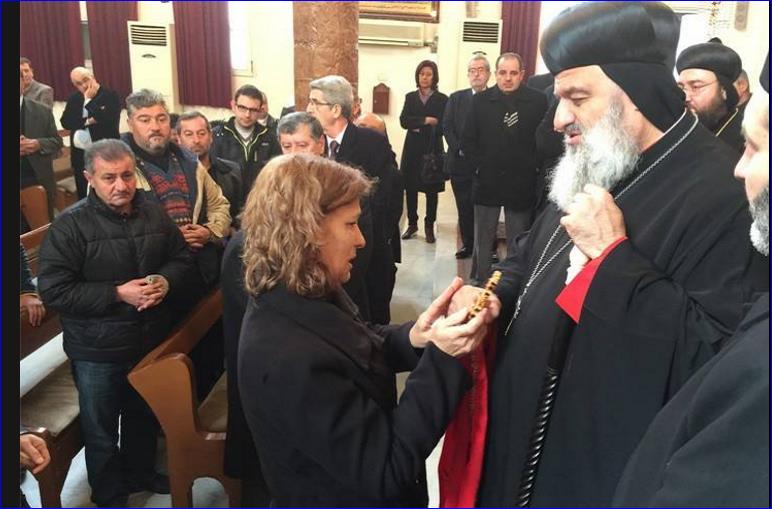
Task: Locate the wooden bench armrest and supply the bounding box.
[20,310,62,360]
[129,353,202,438]
[132,288,223,371]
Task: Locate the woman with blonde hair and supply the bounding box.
[238,153,489,506]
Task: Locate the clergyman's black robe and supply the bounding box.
[715,106,745,156]
[613,293,769,507]
[477,110,769,507]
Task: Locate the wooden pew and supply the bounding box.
[20,186,50,231]
[20,224,82,508]
[128,289,240,507]
[21,224,50,277]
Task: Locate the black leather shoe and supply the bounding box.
[401,224,418,240]
[455,246,473,259]
[425,224,436,244]
[491,252,500,264]
[127,473,170,494]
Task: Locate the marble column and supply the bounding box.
[293,1,359,111]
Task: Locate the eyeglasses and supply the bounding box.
[308,98,333,109]
[678,80,718,96]
[235,104,260,115]
[468,67,488,75]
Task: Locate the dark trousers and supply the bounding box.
[450,176,475,249]
[73,165,89,200]
[365,246,397,325]
[406,189,438,225]
[71,359,160,505]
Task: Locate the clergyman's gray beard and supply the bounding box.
[749,186,769,256]
[548,103,640,211]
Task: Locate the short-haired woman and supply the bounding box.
[399,60,449,243]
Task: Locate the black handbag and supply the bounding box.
[419,125,447,185]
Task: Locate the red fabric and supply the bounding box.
[500,2,542,80]
[172,2,232,107]
[555,237,628,323]
[438,325,497,508]
[20,2,84,102]
[86,2,137,104]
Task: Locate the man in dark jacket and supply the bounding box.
[444,54,491,259]
[176,110,243,226]
[307,75,397,323]
[613,53,770,509]
[461,52,548,284]
[220,230,271,506]
[210,85,281,205]
[20,71,62,222]
[60,67,121,198]
[37,139,193,507]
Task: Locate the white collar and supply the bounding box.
[326,123,348,151]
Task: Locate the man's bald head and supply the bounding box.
[70,66,98,95]
[354,112,386,136]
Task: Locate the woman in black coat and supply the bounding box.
[237,154,489,507]
[399,60,448,243]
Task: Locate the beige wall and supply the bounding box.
[53,1,767,156]
[132,0,502,161]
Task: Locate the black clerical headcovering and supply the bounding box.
[540,1,684,132]
[761,53,769,94]
[676,42,743,110]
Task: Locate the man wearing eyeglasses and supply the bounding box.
[307,75,397,324]
[461,52,548,285]
[211,85,281,206]
[677,42,745,155]
[443,54,491,260]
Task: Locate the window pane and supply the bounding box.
[228,1,250,71]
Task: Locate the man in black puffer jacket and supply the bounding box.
[37,139,193,507]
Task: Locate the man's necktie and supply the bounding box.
[329,140,339,161]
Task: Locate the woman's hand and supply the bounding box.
[447,285,501,324]
[426,306,489,357]
[410,277,491,357]
[425,116,439,126]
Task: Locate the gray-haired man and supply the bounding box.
[38,139,192,506]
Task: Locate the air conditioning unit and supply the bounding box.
[358,19,425,47]
[127,22,180,112]
[456,19,501,89]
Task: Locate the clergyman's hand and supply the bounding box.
[560,184,626,259]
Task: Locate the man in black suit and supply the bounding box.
[443,54,491,259]
[20,71,63,222]
[307,75,396,323]
[461,52,548,284]
[60,67,121,199]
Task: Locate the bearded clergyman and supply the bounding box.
[446,2,769,506]
[677,42,746,155]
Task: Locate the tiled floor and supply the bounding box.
[21,188,473,508]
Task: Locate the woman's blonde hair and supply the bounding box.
[241,153,372,297]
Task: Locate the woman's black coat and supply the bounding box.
[238,285,469,507]
[399,90,448,194]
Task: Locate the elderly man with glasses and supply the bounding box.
[211,84,281,206]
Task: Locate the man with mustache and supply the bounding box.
[677,42,746,155]
[123,89,233,399]
[614,53,770,507]
[37,139,193,506]
[176,111,242,227]
[447,3,768,506]
[122,89,231,291]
